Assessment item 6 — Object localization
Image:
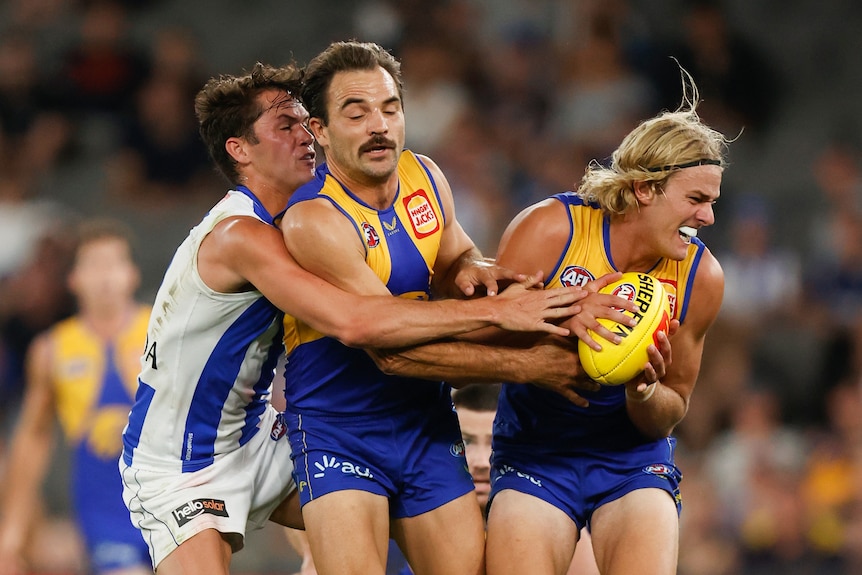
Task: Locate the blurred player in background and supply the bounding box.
[0,219,151,575]
[120,60,586,575]
[485,71,728,575]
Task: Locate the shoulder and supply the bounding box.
[282,196,351,240]
[412,151,444,180]
[26,328,56,370]
[686,248,724,334]
[202,214,285,275]
[694,247,724,292]
[497,197,571,267]
[210,214,277,246]
[506,196,571,239]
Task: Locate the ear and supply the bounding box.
[633,180,656,205]
[225,137,248,165]
[309,117,328,148]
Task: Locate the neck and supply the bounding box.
[81,304,134,340]
[238,177,293,216]
[325,163,398,210]
[608,217,661,272]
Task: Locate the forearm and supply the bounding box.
[370,336,580,387]
[625,382,689,440]
[340,296,503,349]
[371,340,520,384]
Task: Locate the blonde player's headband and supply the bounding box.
[645,158,721,172]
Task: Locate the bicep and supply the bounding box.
[282,201,392,296]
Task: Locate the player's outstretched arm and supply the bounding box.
[369,336,600,407]
[207,217,583,349]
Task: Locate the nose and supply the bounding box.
[367,108,388,134]
[699,203,716,227]
[299,123,314,145]
[477,445,492,471]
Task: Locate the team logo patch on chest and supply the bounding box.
[361,221,380,248]
[402,189,439,238]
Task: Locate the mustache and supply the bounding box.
[359,136,396,153]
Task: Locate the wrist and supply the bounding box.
[626,382,657,403]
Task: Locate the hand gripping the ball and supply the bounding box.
[577,272,672,386]
[626,322,679,400]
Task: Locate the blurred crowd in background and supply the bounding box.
[0,0,861,573]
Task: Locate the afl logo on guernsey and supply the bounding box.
[403,189,439,238]
[270,412,287,441]
[560,266,594,287]
[449,440,465,457]
[361,221,380,248]
[643,464,673,477]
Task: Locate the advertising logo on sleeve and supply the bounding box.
[402,190,440,239]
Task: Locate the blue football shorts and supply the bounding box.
[287,401,474,518]
[490,437,682,530]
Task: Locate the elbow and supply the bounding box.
[328,320,373,349]
[368,349,403,376]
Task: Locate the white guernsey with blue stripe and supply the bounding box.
[122,186,285,474]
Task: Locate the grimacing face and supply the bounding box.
[646,165,721,261]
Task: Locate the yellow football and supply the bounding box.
[577,272,671,386]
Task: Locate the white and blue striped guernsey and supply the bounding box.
[122,186,284,474]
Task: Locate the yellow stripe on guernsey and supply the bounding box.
[49,306,149,453]
[547,194,699,324]
[284,151,445,353]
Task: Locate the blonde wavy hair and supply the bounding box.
[576,68,730,214]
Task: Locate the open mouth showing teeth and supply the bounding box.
[679,226,697,244]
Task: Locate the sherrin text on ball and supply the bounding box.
[578,272,671,385]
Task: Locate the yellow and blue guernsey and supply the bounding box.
[490,192,699,525]
[495,192,704,451]
[283,151,449,416]
[49,307,150,569]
